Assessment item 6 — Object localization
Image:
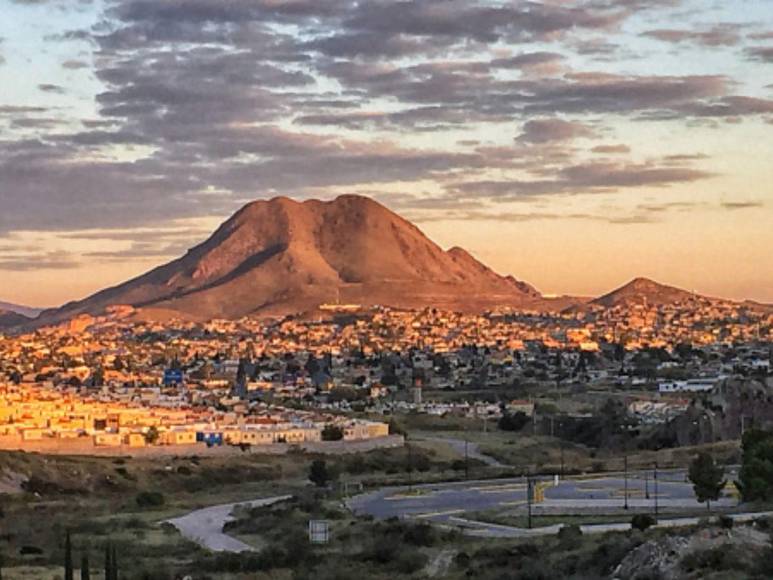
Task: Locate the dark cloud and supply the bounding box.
[38,83,66,94]
[517,119,596,144]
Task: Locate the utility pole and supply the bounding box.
[645,473,649,499]
[624,454,629,510]
[464,427,469,481]
[407,433,413,492]
[527,476,533,529]
[654,461,659,519]
[560,440,565,479]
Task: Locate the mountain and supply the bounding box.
[0,309,31,330]
[35,195,541,324]
[0,301,43,319]
[590,277,697,308]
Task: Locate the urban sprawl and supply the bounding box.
[0,296,770,453]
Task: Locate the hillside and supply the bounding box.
[35,195,541,324]
[590,277,697,308]
[0,301,42,319]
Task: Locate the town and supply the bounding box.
[1,297,769,455]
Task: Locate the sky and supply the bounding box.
[0,0,772,307]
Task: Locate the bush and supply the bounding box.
[393,550,428,574]
[631,513,656,531]
[402,522,437,547]
[136,491,165,508]
[557,523,583,548]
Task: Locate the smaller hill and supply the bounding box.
[0,309,31,330]
[0,301,42,319]
[591,277,696,308]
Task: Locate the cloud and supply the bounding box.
[38,83,66,94]
[592,144,631,154]
[746,46,773,63]
[720,200,764,210]
[62,59,89,69]
[0,0,768,250]
[0,250,79,271]
[643,25,743,47]
[449,160,713,200]
[517,119,596,144]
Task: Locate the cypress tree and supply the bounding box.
[80,551,90,580]
[111,544,118,580]
[104,543,112,580]
[64,531,74,580]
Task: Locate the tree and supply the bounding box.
[498,411,529,432]
[104,543,112,580]
[321,424,344,441]
[688,452,726,512]
[144,426,160,445]
[64,531,73,580]
[737,428,773,502]
[309,459,330,488]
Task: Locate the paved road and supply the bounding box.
[348,472,736,526]
[166,495,291,552]
[419,436,505,468]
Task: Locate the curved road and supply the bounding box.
[348,472,743,537]
[165,495,291,552]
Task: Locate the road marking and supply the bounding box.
[414,509,465,519]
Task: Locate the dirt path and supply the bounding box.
[425,548,456,577]
[418,435,505,468]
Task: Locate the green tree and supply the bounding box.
[104,543,112,580]
[64,531,73,580]
[144,426,160,445]
[688,452,726,512]
[309,459,330,488]
[737,428,773,502]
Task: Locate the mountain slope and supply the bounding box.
[0,309,31,330]
[36,195,541,324]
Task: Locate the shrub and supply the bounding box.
[402,522,437,547]
[718,514,734,529]
[557,523,583,548]
[631,514,656,531]
[393,550,428,574]
[136,491,165,508]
